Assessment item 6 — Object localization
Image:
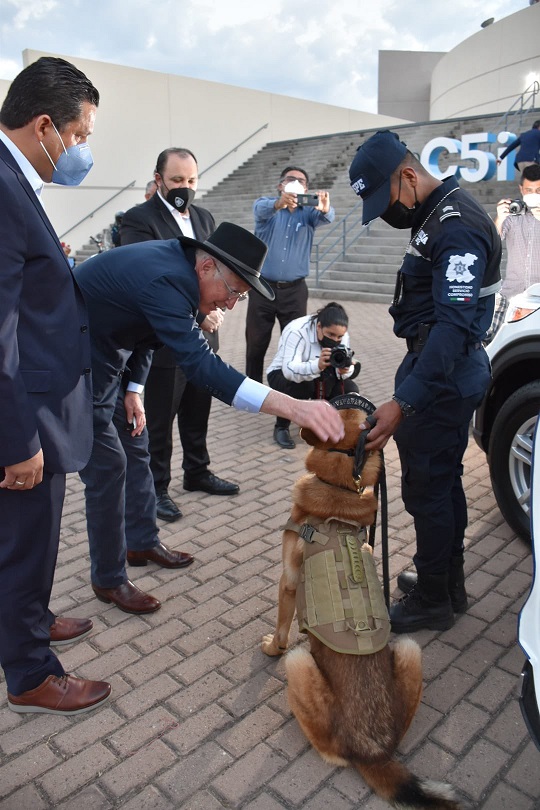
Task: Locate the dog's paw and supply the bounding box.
[261,634,285,656]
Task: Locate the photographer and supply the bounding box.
[267,302,359,448]
[486,163,540,341]
[246,165,334,383]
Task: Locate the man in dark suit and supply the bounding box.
[0,57,110,714]
[121,148,239,526]
[75,223,344,616]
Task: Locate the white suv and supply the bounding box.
[518,417,540,750]
[473,283,540,541]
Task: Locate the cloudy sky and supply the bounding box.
[0,0,528,112]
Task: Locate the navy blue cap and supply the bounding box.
[349,130,408,224]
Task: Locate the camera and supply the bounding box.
[508,199,525,215]
[296,193,320,207]
[329,345,354,369]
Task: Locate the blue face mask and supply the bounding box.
[40,121,94,186]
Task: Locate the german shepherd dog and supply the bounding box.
[262,395,460,809]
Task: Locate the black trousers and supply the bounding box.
[0,472,66,695]
[144,364,212,493]
[393,351,489,575]
[245,279,308,382]
[267,369,359,428]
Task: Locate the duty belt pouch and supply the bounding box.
[295,517,390,655]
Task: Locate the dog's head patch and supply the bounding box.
[300,393,376,449]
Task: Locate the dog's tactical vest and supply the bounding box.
[287,516,390,655]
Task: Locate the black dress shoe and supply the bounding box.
[127,542,194,569]
[92,580,161,614]
[156,492,182,522]
[183,472,240,496]
[273,426,296,449]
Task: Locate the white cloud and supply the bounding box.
[0,0,528,111]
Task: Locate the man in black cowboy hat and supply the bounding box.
[75,222,344,614]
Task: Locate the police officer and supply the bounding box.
[349,131,501,633]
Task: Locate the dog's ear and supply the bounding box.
[300,408,359,449]
[300,427,325,448]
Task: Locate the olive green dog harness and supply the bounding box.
[288,516,390,655]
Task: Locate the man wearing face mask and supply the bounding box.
[121,148,238,529]
[349,130,501,634]
[0,57,111,714]
[486,163,540,340]
[246,166,334,426]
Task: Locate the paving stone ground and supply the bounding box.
[1,298,538,809]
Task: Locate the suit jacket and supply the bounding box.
[0,141,93,472]
[74,239,245,428]
[121,195,217,368]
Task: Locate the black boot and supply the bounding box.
[397,555,468,614]
[390,572,454,633]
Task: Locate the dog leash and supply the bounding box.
[363,416,390,610]
[328,415,390,609]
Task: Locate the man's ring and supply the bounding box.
[15,480,25,485]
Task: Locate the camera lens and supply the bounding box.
[329,346,352,368]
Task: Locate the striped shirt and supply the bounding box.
[266,314,354,383]
[500,210,540,298]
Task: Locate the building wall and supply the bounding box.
[430,4,540,120]
[378,50,444,122]
[0,49,408,253]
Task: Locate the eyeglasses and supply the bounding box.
[215,264,249,301]
[281,175,307,188]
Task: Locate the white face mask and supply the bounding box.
[523,193,540,210]
[284,180,305,194]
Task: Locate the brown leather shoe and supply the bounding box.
[127,542,194,569]
[49,616,93,647]
[8,674,111,715]
[92,580,161,614]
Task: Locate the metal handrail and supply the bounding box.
[491,81,539,136]
[198,123,269,178]
[59,180,136,239]
[313,201,370,284]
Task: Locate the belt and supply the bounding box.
[266,278,305,289]
[406,336,483,354]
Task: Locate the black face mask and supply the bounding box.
[380,200,419,229]
[164,185,196,213]
[320,335,341,349]
[380,172,420,229]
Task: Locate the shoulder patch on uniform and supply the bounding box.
[446,253,477,283]
[438,200,461,221]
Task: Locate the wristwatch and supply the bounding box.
[392,395,415,417]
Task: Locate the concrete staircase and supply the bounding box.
[73,228,114,266]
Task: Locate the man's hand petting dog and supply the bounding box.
[261,392,345,443]
[360,399,403,451]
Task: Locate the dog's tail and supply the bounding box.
[355,759,461,809]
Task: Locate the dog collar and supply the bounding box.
[327,415,376,492]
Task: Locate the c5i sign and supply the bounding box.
[420,131,518,183]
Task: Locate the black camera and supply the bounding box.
[509,199,525,215]
[296,193,320,207]
[329,345,354,369]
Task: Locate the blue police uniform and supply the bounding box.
[390,176,501,576]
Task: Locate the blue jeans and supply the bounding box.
[80,392,159,588]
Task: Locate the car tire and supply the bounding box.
[487,381,540,542]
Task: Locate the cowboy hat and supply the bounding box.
[180,221,274,300]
